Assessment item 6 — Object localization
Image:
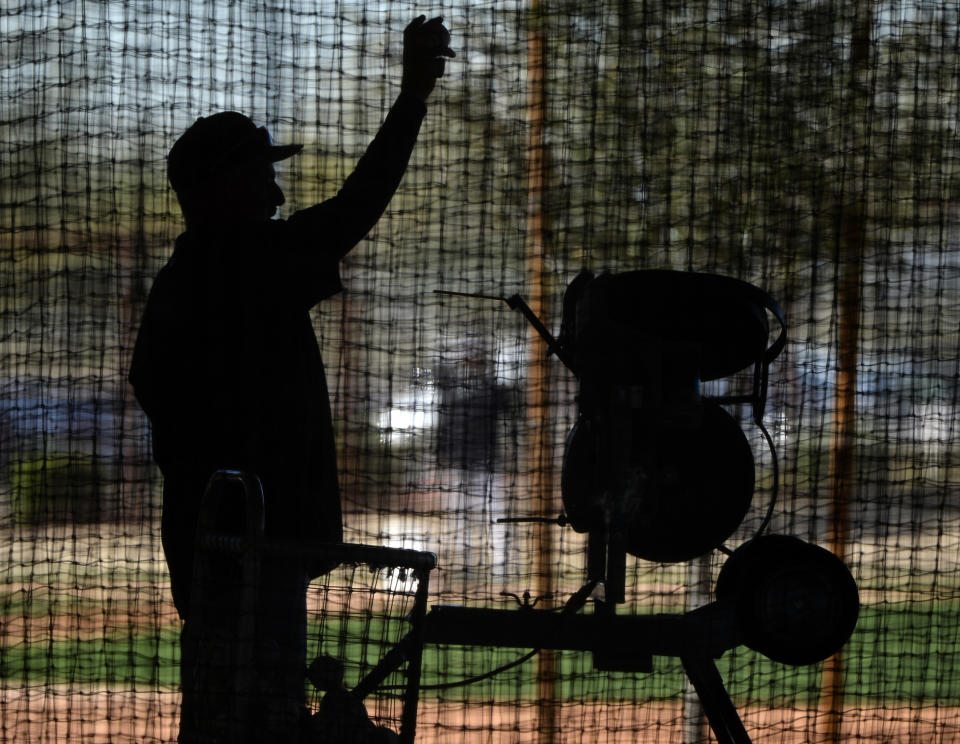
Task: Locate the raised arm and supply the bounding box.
[286,16,455,263]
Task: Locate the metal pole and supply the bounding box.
[681,555,712,743]
[526,2,558,743]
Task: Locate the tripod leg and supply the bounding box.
[680,656,753,744]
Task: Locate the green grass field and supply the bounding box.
[2,602,957,704]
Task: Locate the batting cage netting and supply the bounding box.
[1,1,958,743]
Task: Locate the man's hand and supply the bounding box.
[401,15,455,104]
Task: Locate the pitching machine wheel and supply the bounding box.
[715,534,860,666]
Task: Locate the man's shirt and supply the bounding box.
[130,92,426,590]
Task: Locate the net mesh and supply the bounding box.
[2,0,959,742]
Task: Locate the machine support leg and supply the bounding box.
[680,656,753,744]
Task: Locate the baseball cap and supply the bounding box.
[167,111,303,196]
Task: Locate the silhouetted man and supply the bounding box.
[129,16,454,744]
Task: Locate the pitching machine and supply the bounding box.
[427,270,860,744]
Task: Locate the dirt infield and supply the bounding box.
[2,688,959,744]
[415,701,960,743]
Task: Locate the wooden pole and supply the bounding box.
[819,206,864,744]
[119,137,152,523]
[819,5,871,740]
[526,3,558,743]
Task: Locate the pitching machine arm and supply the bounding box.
[433,289,578,373]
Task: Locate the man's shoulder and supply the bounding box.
[141,233,207,315]
[149,237,189,291]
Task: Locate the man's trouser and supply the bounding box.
[176,549,309,744]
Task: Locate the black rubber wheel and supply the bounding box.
[716,535,860,666]
[562,401,755,563]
